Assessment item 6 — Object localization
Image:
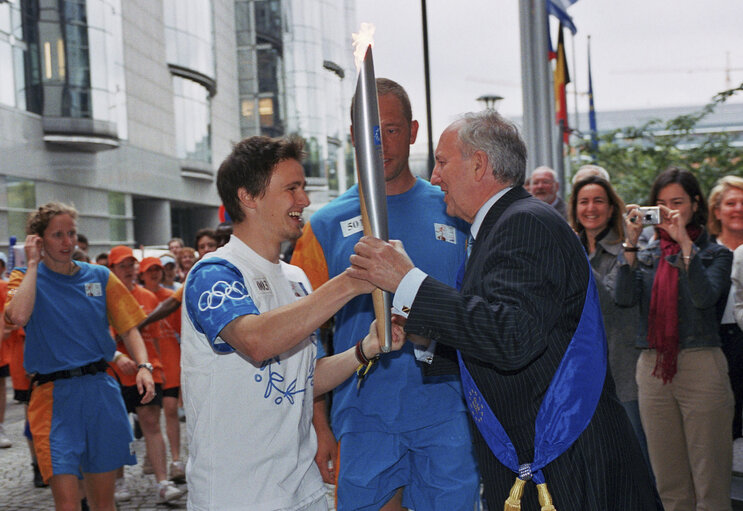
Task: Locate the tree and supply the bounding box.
[571,82,743,205]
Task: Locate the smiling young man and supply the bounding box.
[180,135,403,510]
[291,79,478,510]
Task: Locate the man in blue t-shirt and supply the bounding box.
[292,78,479,510]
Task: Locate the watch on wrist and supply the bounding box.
[137,362,154,373]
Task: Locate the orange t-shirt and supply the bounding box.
[109,285,164,386]
[0,278,29,391]
[0,280,10,367]
[153,286,181,390]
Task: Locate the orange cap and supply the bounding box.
[139,256,163,274]
[108,245,137,266]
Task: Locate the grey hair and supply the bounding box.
[532,166,558,180]
[572,164,610,185]
[456,110,526,186]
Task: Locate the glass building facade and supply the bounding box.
[0,0,366,252]
[236,0,284,138]
[164,0,215,165]
[0,0,33,112]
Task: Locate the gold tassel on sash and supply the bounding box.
[502,477,558,511]
[503,477,525,510]
[537,483,556,511]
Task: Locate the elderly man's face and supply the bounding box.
[431,128,477,223]
[531,170,558,203]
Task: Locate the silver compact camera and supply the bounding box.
[638,206,661,225]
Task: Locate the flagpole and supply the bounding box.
[519,0,554,172]
[587,35,598,155]
[571,31,580,163]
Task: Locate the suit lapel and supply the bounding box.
[467,186,530,271]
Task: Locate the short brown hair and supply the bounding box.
[217,136,305,223]
[194,228,217,249]
[350,77,413,126]
[26,202,78,236]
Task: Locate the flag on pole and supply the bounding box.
[553,23,570,144]
[587,36,598,152]
[547,0,578,34]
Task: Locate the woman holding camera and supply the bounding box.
[616,167,733,511]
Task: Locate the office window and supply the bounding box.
[0,0,31,110]
[173,76,211,163]
[7,178,36,239]
[108,191,127,243]
[163,0,214,79]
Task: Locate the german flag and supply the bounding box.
[553,23,570,144]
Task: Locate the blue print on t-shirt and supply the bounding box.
[185,258,259,353]
[255,356,314,406]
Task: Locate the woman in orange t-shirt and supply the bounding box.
[139,257,184,483]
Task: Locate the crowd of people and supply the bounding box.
[529,162,740,510]
[0,76,741,511]
[0,220,230,509]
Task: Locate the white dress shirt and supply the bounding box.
[393,187,513,362]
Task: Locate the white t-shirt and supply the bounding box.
[181,236,326,511]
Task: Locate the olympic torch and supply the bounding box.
[352,24,392,353]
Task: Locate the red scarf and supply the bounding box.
[647,226,702,383]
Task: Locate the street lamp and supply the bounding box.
[477,94,504,111]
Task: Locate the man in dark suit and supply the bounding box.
[350,111,660,510]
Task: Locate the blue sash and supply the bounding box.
[457,263,606,484]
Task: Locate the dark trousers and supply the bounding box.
[720,323,743,438]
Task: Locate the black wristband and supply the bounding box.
[622,242,639,252]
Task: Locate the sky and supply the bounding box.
[354,0,743,151]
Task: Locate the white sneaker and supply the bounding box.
[0,424,11,448]
[157,480,185,503]
[114,478,131,502]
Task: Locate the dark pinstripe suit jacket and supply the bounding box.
[405,186,660,510]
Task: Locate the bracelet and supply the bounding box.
[622,242,639,253]
[355,339,375,365]
[354,339,380,389]
[681,255,692,260]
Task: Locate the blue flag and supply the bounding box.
[547,0,578,34]
[588,36,598,152]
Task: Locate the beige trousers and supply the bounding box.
[637,348,734,511]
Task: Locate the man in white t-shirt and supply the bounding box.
[181,135,403,511]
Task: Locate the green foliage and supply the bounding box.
[572,83,743,205]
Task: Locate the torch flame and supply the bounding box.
[352,22,375,72]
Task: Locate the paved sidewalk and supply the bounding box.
[3,382,741,510]
[0,386,186,510]
[0,386,336,510]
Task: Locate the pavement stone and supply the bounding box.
[0,386,186,510]
[0,386,335,510]
[9,385,743,509]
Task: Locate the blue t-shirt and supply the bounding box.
[294,178,471,435]
[13,262,143,374]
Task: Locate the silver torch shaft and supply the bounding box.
[352,45,392,353]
